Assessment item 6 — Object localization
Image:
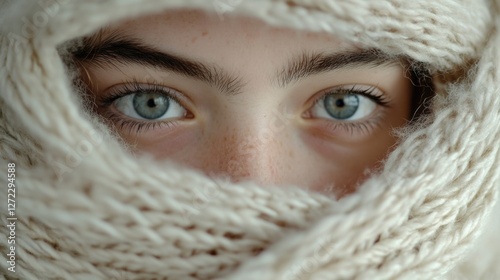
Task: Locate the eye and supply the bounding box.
[113,90,187,121]
[310,86,384,121]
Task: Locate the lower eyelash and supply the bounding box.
[321,110,385,136]
[101,110,179,134]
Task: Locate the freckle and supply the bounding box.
[191,37,198,43]
[202,31,209,36]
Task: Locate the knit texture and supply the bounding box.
[0,0,499,279]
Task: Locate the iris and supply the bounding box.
[324,93,359,120]
[133,92,170,119]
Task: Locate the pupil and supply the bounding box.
[147,99,156,108]
[336,99,345,107]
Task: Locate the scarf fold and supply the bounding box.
[0,0,499,279]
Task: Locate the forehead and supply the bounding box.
[102,9,358,57]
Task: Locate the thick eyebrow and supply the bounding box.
[276,49,399,87]
[72,34,245,96]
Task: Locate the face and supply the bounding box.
[74,10,412,197]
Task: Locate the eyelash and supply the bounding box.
[310,85,390,134]
[98,82,187,133]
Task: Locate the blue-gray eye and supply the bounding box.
[133,92,169,119]
[311,87,378,121]
[324,94,359,120]
[113,90,187,121]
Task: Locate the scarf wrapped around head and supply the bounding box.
[1,0,499,279]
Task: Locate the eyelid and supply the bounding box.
[318,85,390,108]
[98,81,191,111]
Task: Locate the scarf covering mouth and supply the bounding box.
[1,0,500,279]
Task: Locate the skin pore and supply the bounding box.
[74,10,413,197]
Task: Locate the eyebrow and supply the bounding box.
[72,33,398,95]
[73,34,245,96]
[276,50,398,87]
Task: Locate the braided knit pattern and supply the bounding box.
[0,0,499,279]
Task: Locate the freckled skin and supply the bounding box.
[81,10,412,197]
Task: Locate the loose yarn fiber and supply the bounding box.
[1,0,499,279]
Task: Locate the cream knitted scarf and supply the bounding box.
[1,0,500,279]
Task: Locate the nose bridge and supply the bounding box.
[210,118,288,184]
[229,127,278,181]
